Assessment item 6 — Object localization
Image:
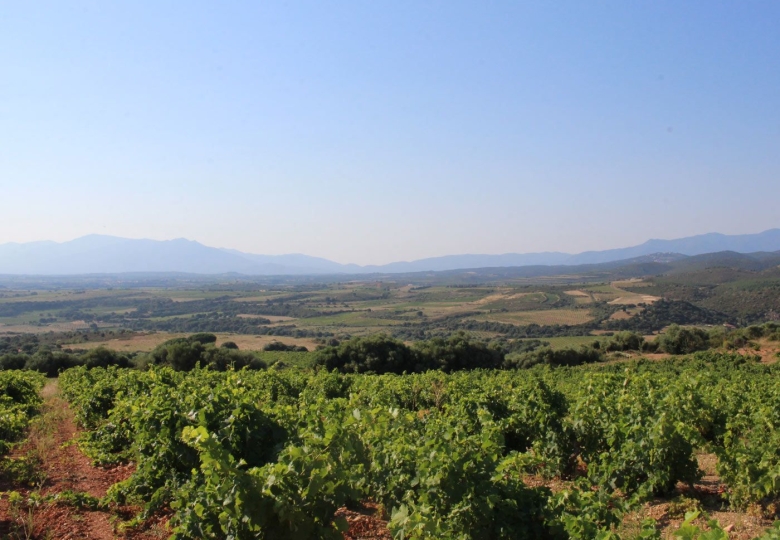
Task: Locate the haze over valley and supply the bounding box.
[1,228,779,276]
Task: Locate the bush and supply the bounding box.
[25,349,78,377]
[201,347,266,371]
[314,335,423,374]
[156,340,205,371]
[81,347,130,369]
[147,336,266,372]
[188,333,218,345]
[604,332,644,352]
[413,332,503,372]
[263,341,308,352]
[504,346,603,369]
[0,354,27,371]
[656,325,710,355]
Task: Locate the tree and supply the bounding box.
[656,325,710,355]
[412,332,503,372]
[314,335,421,374]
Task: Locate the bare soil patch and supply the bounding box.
[608,294,660,305]
[0,381,168,540]
[337,501,391,540]
[564,290,590,297]
[737,339,780,364]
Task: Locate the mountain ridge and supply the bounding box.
[1,229,779,276]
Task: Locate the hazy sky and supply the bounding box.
[1,2,779,265]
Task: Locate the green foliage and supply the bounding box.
[0,353,28,370]
[670,511,729,540]
[313,335,422,374]
[604,332,645,352]
[545,482,626,539]
[173,412,364,539]
[568,370,704,497]
[0,370,45,454]
[24,349,79,377]
[263,341,308,352]
[58,354,780,539]
[756,522,780,540]
[503,346,604,369]
[0,347,131,375]
[605,300,730,334]
[656,325,711,355]
[188,332,217,345]
[412,332,504,372]
[144,335,266,371]
[714,372,780,509]
[0,454,44,485]
[315,333,510,374]
[81,346,130,368]
[49,490,104,510]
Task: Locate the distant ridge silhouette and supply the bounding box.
[0,229,778,275]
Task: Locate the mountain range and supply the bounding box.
[0,229,779,276]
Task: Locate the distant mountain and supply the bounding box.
[220,249,363,274]
[358,229,780,272]
[0,229,778,276]
[0,236,261,274]
[360,252,572,273]
[566,229,780,265]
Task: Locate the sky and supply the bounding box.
[1,2,779,265]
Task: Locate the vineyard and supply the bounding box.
[0,371,45,455]
[35,353,780,539]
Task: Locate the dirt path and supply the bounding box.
[0,380,166,540]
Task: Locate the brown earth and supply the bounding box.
[337,501,392,540]
[621,453,774,539]
[737,339,780,364]
[0,381,168,539]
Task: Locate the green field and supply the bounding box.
[3,251,779,354]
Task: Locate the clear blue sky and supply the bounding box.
[1,1,778,264]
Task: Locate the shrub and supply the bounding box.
[263,341,308,352]
[314,335,423,374]
[504,346,603,369]
[0,354,27,371]
[656,325,710,355]
[413,332,503,372]
[604,332,644,352]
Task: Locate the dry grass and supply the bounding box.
[27,382,67,474]
[237,314,297,323]
[608,294,660,305]
[736,338,780,364]
[0,321,96,334]
[608,281,660,305]
[564,290,588,296]
[565,290,594,305]
[473,309,594,326]
[69,332,318,352]
[609,306,644,320]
